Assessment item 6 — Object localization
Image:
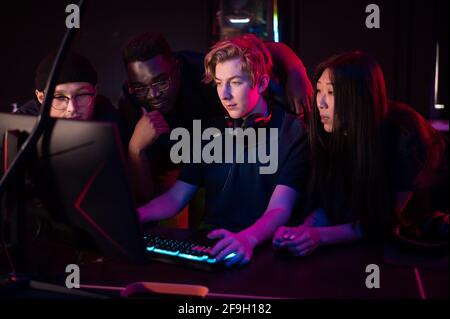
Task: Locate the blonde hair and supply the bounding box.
[203,34,272,87]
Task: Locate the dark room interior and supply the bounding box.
[0,0,448,306]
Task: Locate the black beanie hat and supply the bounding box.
[35,52,98,91]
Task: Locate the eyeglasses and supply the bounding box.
[52,93,95,110]
[128,77,172,98]
[127,62,180,98]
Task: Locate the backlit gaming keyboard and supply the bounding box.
[143,234,236,271]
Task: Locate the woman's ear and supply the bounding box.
[35,90,45,104]
[257,74,270,94]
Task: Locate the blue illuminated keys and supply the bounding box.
[143,235,237,268]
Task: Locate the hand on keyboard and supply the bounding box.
[143,235,237,270]
[207,229,257,267]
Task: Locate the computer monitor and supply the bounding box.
[0,112,146,263]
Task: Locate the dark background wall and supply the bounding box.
[279,0,448,119]
[0,0,214,110]
[0,0,448,120]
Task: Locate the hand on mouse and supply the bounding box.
[207,229,257,267]
[273,225,321,257]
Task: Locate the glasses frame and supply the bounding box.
[51,92,96,111]
[127,64,178,98]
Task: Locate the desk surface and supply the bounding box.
[2,227,448,299]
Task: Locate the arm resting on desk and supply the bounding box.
[273,191,416,256]
[273,209,362,256]
[304,191,414,241]
[303,209,362,244]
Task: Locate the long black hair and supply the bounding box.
[307,52,391,237]
[307,51,446,237]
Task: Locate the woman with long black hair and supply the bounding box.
[273,51,447,256]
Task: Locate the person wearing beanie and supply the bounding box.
[16,51,119,123]
[11,52,131,253]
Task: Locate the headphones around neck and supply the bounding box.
[225,110,272,129]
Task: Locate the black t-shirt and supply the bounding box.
[178,102,308,232]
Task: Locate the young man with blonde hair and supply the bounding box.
[138,34,308,267]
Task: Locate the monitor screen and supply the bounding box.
[0,112,146,263]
